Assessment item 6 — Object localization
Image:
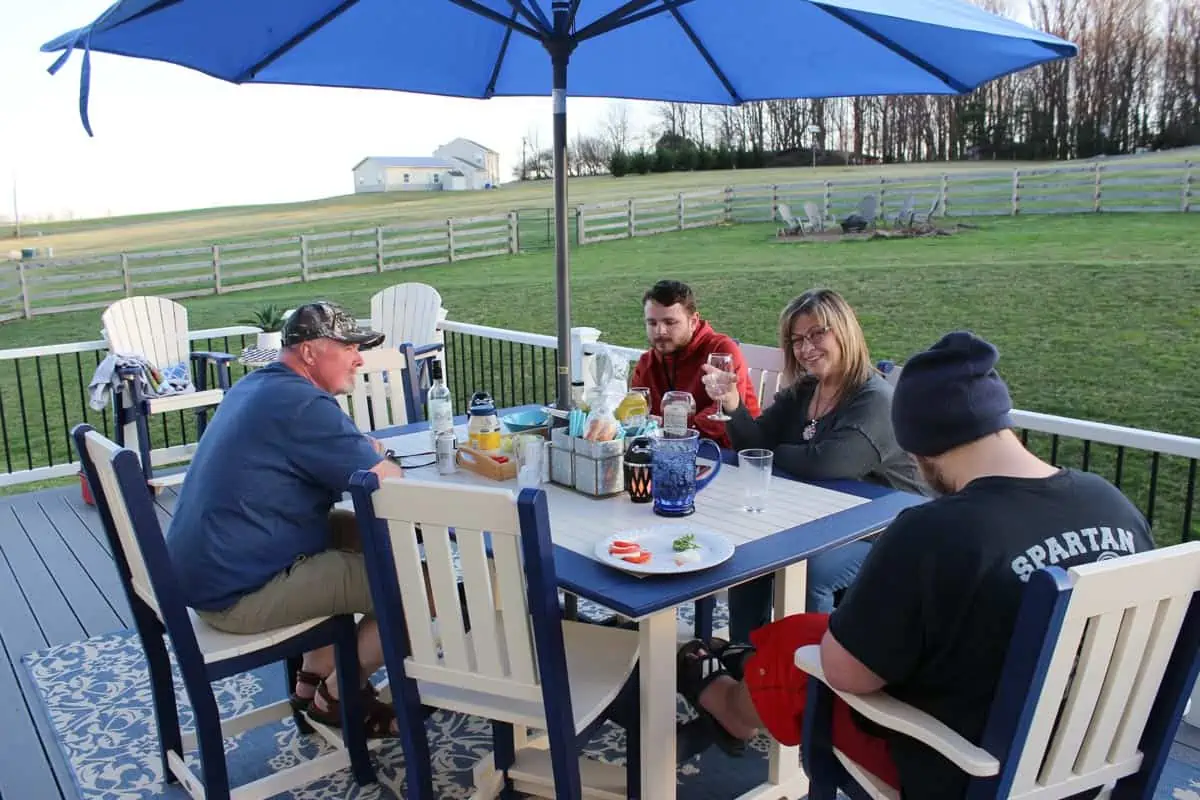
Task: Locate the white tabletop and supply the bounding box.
[374,427,867,560]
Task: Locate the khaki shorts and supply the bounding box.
[197,509,374,635]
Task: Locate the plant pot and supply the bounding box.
[256,331,282,351]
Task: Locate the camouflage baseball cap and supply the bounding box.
[282,301,385,349]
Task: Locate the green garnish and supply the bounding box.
[672,534,700,552]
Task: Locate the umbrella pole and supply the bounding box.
[550,7,572,416]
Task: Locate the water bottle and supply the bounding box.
[427,360,454,449]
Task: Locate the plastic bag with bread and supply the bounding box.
[581,343,629,442]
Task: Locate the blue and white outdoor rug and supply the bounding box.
[21,617,1200,799]
[21,599,785,799]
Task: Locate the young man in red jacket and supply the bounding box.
[630,280,760,447]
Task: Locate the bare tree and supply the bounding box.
[602,102,632,153]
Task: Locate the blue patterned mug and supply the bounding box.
[651,429,722,517]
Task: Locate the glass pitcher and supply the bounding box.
[651,429,722,517]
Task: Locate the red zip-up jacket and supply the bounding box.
[630,320,761,448]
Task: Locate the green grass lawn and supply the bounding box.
[0,213,1196,539]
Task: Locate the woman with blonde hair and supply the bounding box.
[703,288,923,635]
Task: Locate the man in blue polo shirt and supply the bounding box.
[167,300,404,737]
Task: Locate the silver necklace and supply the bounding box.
[803,383,834,441]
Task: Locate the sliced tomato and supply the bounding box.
[610,538,639,549]
[622,550,652,564]
[609,543,641,556]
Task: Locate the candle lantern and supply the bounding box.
[624,436,654,503]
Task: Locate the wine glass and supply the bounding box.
[706,353,735,421]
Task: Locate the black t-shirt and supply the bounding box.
[828,469,1155,799]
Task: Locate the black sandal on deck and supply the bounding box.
[305,680,398,739]
[705,636,757,682]
[289,669,323,712]
[677,639,746,757]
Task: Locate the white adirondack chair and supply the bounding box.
[740,342,787,410]
[101,296,232,489]
[336,346,420,432]
[776,202,805,235]
[797,541,1200,800]
[350,475,641,799]
[370,283,448,416]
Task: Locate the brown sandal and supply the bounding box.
[305,680,398,739]
[289,669,324,712]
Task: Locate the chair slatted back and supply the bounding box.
[337,347,416,431]
[803,202,825,231]
[356,479,563,706]
[741,342,786,410]
[80,429,164,619]
[985,543,1200,799]
[370,283,445,350]
[102,296,191,373]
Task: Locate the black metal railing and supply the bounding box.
[1019,429,1198,546]
[440,330,557,416]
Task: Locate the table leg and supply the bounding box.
[639,608,677,799]
[736,562,810,800]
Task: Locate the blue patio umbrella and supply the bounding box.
[42,0,1076,409]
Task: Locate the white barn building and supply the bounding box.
[352,138,500,194]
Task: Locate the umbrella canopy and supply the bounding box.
[43,0,1077,408]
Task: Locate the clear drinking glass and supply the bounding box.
[738,448,774,512]
[706,353,735,421]
[515,435,546,489]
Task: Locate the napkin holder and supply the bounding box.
[549,429,625,497]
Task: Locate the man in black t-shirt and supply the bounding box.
[677,331,1154,798]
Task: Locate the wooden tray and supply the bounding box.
[455,445,517,481]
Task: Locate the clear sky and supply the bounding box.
[0,0,658,221]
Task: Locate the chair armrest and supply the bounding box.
[114,364,151,406]
[189,350,236,365]
[408,342,444,360]
[794,645,1000,777]
[190,351,235,391]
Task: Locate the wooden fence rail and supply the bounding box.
[1,160,1192,322]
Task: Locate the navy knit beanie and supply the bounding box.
[892,331,1013,457]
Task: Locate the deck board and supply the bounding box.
[0,479,1196,800]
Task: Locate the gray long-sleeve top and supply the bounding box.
[726,372,926,495]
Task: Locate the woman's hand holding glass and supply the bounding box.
[701,361,740,415]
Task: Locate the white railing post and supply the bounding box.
[1011,169,1021,216]
[508,210,520,253]
[576,206,586,245]
[571,326,602,389]
[1093,162,1103,213]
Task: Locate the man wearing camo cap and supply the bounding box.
[167,300,404,737]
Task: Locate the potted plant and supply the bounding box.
[240,304,286,351]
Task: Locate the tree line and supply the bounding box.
[514,0,1199,180]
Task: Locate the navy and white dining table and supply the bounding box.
[361,407,926,799]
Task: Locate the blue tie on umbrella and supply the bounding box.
[41,0,1077,411]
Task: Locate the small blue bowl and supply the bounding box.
[501,409,549,432]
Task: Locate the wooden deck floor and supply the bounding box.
[2,481,1197,799]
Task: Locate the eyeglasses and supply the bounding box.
[788,326,831,349]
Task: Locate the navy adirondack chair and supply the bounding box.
[72,424,375,800]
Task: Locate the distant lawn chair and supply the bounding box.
[803,202,829,233]
[840,194,878,234]
[913,194,942,227]
[776,202,805,235]
[892,194,916,229]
